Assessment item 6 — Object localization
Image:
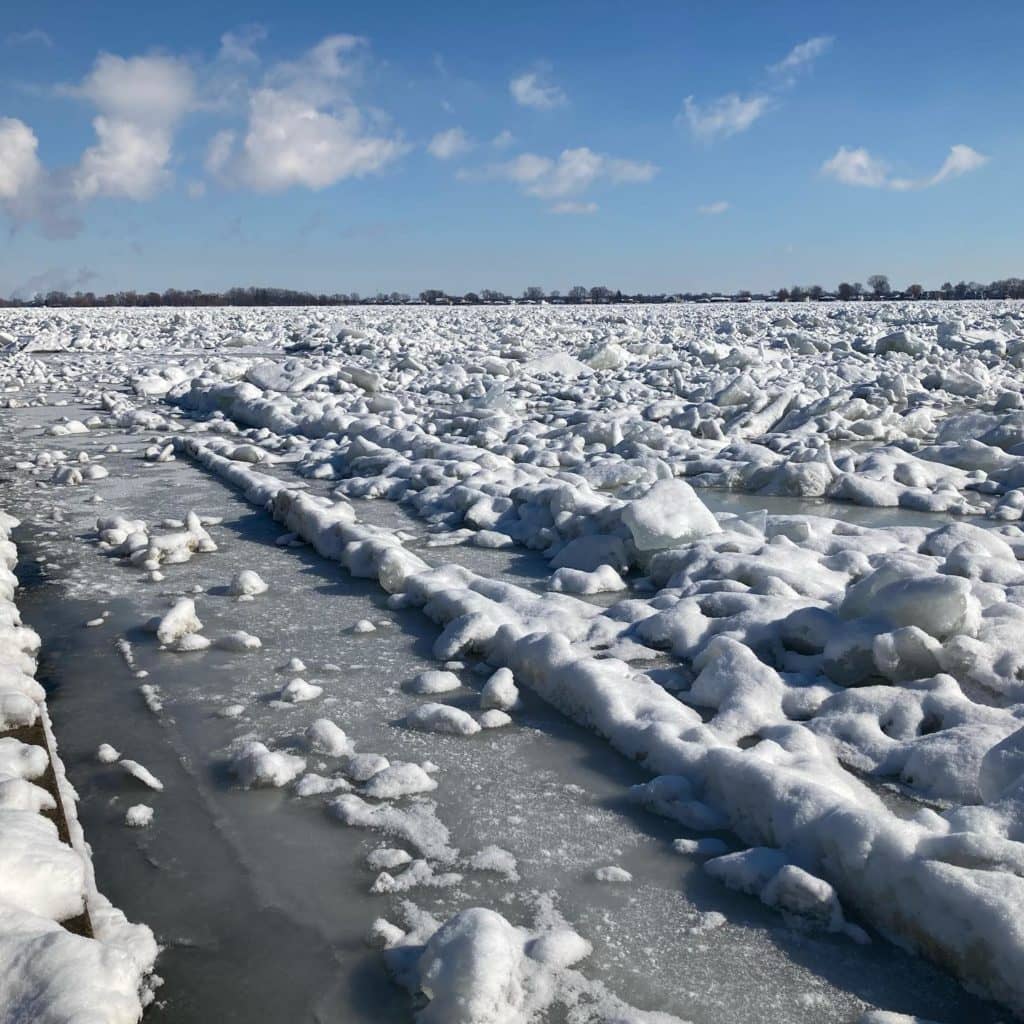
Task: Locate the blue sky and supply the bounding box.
[1,0,1021,298]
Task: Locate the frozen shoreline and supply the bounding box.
[0,510,158,1023]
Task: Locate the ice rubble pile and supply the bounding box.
[0,510,157,1024]
[9,300,1024,1017]
[375,902,681,1024]
[162,301,1024,519]
[173,429,1024,1014]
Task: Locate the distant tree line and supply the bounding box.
[3,276,1023,308]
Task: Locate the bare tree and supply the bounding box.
[868,274,891,297]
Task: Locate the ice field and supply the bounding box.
[3,299,1024,1023]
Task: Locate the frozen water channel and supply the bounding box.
[0,400,1005,1023]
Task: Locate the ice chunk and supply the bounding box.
[125,804,154,828]
[280,677,323,703]
[622,479,720,552]
[121,759,164,792]
[306,718,354,757]
[363,762,439,799]
[155,598,202,645]
[230,741,306,788]
[417,907,525,1024]
[480,668,519,711]
[230,569,268,597]
[408,670,461,695]
[406,702,482,736]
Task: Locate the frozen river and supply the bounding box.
[3,301,1024,1023]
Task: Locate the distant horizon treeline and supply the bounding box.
[2,275,1024,309]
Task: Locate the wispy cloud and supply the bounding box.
[681,94,771,141]
[681,35,833,142]
[510,67,567,110]
[461,145,655,213]
[769,35,833,80]
[428,127,472,160]
[822,143,988,190]
[698,200,730,214]
[11,266,98,300]
[218,25,267,64]
[4,28,53,48]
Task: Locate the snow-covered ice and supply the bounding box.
[6,299,1024,1021]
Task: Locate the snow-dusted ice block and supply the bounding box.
[622,478,720,552]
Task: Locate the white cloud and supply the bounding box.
[269,34,366,102]
[428,127,472,160]
[491,129,514,149]
[71,54,195,200]
[209,35,407,192]
[75,117,175,201]
[219,88,406,191]
[923,143,989,186]
[0,119,79,239]
[822,143,988,190]
[0,117,42,200]
[551,200,597,215]
[72,53,194,127]
[467,146,655,211]
[821,146,890,187]
[769,36,833,78]
[510,69,567,110]
[218,25,267,64]
[682,36,833,143]
[681,93,770,141]
[698,200,729,215]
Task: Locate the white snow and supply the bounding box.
[125,804,154,828]
[230,740,306,788]
[230,569,268,597]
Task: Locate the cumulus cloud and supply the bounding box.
[0,117,41,200]
[0,117,81,238]
[769,35,833,79]
[428,127,472,160]
[209,35,407,191]
[822,143,988,190]
[492,129,514,149]
[698,200,730,214]
[217,89,406,191]
[681,93,770,141]
[71,54,195,200]
[510,68,567,110]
